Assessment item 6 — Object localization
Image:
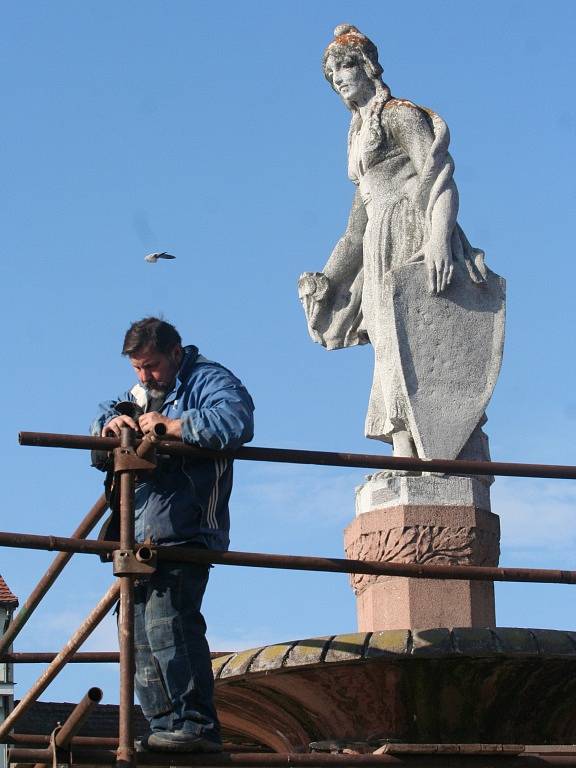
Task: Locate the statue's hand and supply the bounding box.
[298,272,330,330]
[425,240,454,294]
[298,272,329,301]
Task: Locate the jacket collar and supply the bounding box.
[163,344,198,404]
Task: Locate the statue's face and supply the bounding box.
[325,51,375,106]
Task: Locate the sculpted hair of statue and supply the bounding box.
[322,24,390,100]
[323,24,392,146]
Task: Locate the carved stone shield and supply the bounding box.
[382,263,505,460]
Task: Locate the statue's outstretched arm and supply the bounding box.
[299,188,366,298]
[324,187,367,283]
[298,189,368,349]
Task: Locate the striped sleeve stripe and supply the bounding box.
[207,459,227,529]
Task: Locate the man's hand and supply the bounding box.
[101,414,139,437]
[138,412,182,439]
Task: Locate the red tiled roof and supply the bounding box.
[0,574,18,608]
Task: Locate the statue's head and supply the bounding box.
[323,24,383,91]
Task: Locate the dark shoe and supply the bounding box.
[146,730,223,753]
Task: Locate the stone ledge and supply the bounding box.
[355,475,492,516]
[213,628,576,679]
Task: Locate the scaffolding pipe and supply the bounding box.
[9,733,119,749]
[29,691,105,768]
[54,687,104,749]
[18,431,576,481]
[7,747,576,766]
[0,581,120,742]
[1,651,229,663]
[8,735,269,753]
[116,427,137,768]
[0,530,574,584]
[155,548,576,585]
[0,495,108,655]
[1,652,120,663]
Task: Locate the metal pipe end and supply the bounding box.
[88,687,103,703]
[136,546,154,563]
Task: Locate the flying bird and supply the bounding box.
[144,251,176,263]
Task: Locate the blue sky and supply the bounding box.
[1,0,575,705]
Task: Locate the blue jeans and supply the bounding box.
[133,561,220,740]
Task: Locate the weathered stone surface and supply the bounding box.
[346,520,499,594]
[250,642,296,673]
[452,628,498,656]
[366,629,410,657]
[356,475,491,515]
[212,629,576,676]
[212,653,234,679]
[531,629,576,656]
[412,628,453,656]
[219,647,264,678]
[345,476,499,630]
[213,628,576,749]
[496,628,539,655]
[325,633,366,663]
[284,636,331,668]
[384,265,505,460]
[298,24,505,463]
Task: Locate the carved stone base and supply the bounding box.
[344,475,500,631]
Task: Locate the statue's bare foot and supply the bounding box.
[367,468,419,481]
[392,430,417,458]
[393,434,446,478]
[366,431,420,480]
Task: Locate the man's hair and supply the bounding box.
[122,317,182,357]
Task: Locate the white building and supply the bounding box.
[0,576,18,768]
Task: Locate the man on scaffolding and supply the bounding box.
[91,317,255,754]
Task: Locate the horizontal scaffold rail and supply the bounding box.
[0,650,229,663]
[0,530,574,584]
[7,747,576,767]
[18,431,576,480]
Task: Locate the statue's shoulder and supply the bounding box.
[383,97,433,121]
[384,97,420,111]
[382,97,440,136]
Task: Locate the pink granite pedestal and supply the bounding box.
[344,475,500,631]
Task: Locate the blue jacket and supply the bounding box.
[91,346,254,550]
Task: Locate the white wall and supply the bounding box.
[0,607,14,768]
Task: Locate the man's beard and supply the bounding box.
[144,383,171,400]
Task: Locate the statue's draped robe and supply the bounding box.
[301,98,489,444]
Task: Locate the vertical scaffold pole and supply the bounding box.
[116,427,136,768]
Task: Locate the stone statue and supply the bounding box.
[299,25,505,463]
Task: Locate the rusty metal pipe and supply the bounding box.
[0,530,113,555]
[1,651,120,663]
[0,530,574,584]
[117,577,135,767]
[117,427,136,768]
[156,548,576,585]
[7,748,576,766]
[0,581,120,741]
[136,431,163,460]
[11,734,118,748]
[8,735,268,752]
[119,429,136,551]
[54,687,103,748]
[1,650,229,664]
[0,495,108,656]
[18,431,576,480]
